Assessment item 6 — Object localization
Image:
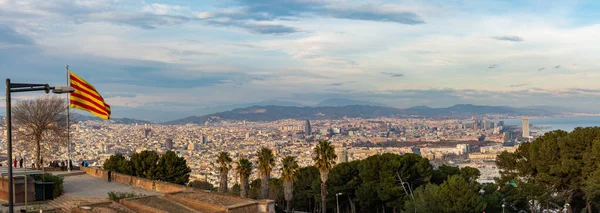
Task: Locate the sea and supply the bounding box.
[499,116,600,132]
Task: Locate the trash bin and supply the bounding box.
[34,181,55,201]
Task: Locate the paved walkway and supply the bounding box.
[63,175,159,198]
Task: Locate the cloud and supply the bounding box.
[205,19,299,35]
[488,64,498,69]
[555,65,560,69]
[329,82,343,86]
[103,92,138,98]
[492,36,524,42]
[196,1,425,33]
[142,3,190,16]
[325,4,425,25]
[538,68,545,71]
[83,12,190,29]
[324,88,355,93]
[0,0,192,29]
[0,25,34,45]
[509,84,528,88]
[381,72,404,77]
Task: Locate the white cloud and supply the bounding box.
[3,0,600,118]
[143,3,190,15]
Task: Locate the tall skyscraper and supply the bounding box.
[305,120,312,135]
[165,138,174,150]
[522,118,530,139]
[143,124,151,138]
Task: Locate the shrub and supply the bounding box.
[31,173,64,198]
[103,153,133,175]
[107,191,144,201]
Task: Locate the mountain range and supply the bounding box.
[70,113,153,124]
[162,104,555,125]
[0,98,575,125]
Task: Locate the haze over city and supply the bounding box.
[2,0,600,121]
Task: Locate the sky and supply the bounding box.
[2,0,600,121]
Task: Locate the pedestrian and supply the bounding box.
[108,170,112,182]
[19,158,23,168]
[13,159,17,168]
[69,159,73,171]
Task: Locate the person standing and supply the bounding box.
[13,159,17,168]
[19,158,23,168]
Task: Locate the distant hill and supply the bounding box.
[71,113,153,124]
[163,104,555,125]
[405,104,515,117]
[163,105,404,125]
[316,98,384,107]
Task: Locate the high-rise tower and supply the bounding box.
[305,120,312,135]
[522,118,530,139]
[165,138,174,150]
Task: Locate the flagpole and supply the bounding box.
[66,65,71,172]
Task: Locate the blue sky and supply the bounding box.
[2,0,600,121]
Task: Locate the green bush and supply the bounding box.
[103,153,133,175]
[105,150,192,185]
[31,173,64,198]
[107,191,144,201]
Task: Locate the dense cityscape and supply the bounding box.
[0,116,530,187]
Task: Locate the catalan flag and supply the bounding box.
[69,71,111,120]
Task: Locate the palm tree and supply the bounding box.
[257,147,275,199]
[217,152,233,193]
[236,158,252,198]
[281,156,299,213]
[313,140,337,213]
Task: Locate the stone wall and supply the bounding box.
[80,167,275,213]
[228,202,260,213]
[163,193,227,212]
[0,176,35,203]
[120,198,168,213]
[80,167,186,193]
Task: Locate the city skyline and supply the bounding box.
[2,0,600,121]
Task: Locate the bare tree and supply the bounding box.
[12,96,66,169]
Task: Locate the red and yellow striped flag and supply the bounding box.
[69,71,111,120]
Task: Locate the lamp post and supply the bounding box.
[5,79,74,213]
[564,203,570,213]
[502,203,505,213]
[336,193,342,213]
[22,151,27,213]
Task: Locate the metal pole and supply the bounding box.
[24,153,27,212]
[66,65,71,172]
[6,78,14,213]
[336,194,340,213]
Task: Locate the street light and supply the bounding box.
[5,79,74,213]
[564,203,570,213]
[502,203,505,213]
[22,151,27,213]
[336,193,342,213]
